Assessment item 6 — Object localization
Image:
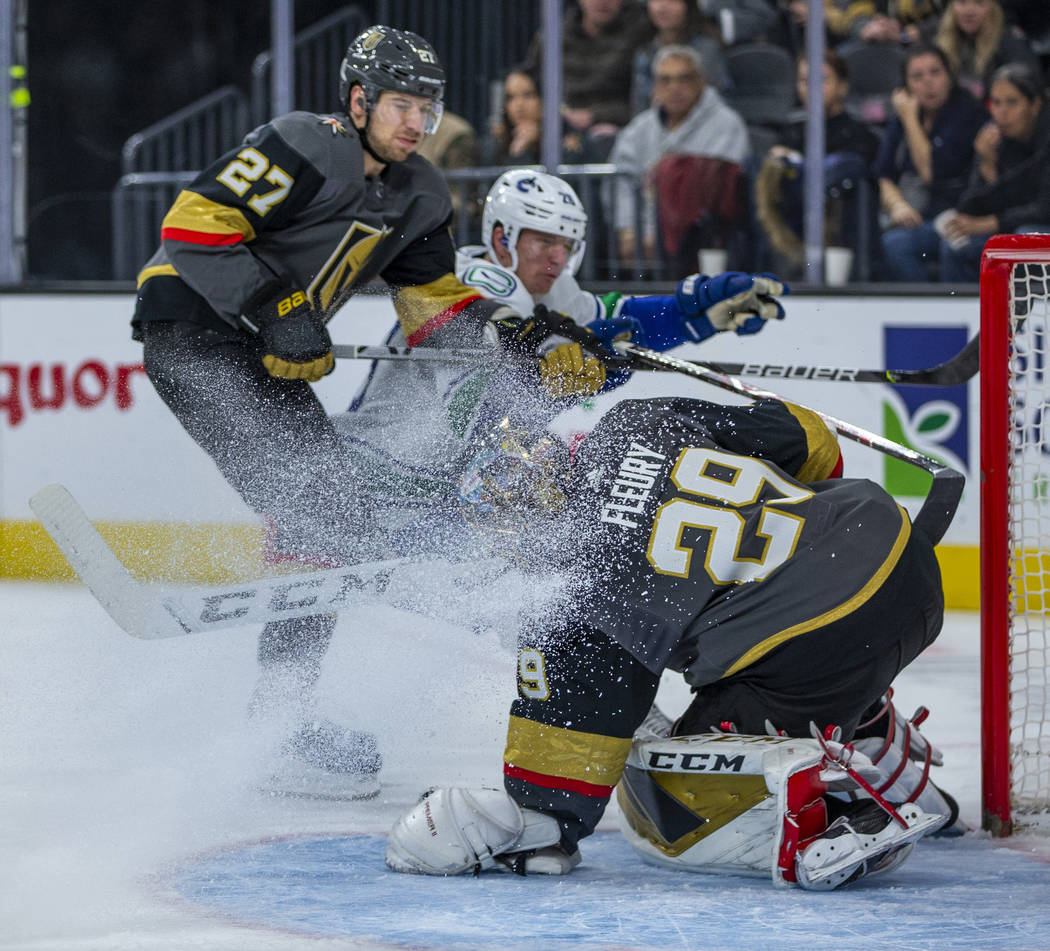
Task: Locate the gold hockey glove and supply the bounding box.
[538,342,606,399]
[243,286,334,382]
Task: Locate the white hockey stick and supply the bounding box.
[29,484,506,640]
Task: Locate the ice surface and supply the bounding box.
[2,582,1049,951]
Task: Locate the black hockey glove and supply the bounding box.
[242,285,334,382]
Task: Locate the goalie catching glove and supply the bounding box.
[241,283,334,382]
[386,787,580,876]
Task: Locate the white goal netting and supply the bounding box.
[1006,261,1050,823]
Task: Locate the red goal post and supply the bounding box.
[980,234,1050,836]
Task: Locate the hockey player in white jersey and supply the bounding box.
[338,169,788,504]
[456,169,788,354]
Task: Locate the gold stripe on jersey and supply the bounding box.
[503,714,633,787]
[722,506,912,677]
[136,263,178,288]
[394,274,483,345]
[161,190,257,243]
[785,403,841,482]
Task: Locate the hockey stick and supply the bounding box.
[332,331,980,386]
[29,484,506,640]
[615,343,965,546]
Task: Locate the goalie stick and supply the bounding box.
[29,484,506,640]
[332,331,980,386]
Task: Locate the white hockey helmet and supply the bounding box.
[482,170,588,276]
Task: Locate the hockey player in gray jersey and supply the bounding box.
[385,395,961,889]
[129,27,608,800]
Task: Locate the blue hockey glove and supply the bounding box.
[587,297,686,353]
[585,313,642,351]
[676,272,788,342]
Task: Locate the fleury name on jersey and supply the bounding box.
[599,442,668,529]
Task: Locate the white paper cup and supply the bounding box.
[698,248,728,276]
[824,246,854,286]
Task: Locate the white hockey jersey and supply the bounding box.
[333,247,602,503]
[454,245,608,328]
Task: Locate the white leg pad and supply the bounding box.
[386,787,564,876]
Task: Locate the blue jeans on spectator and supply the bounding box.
[881,221,941,281]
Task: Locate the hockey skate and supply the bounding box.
[795,799,943,890]
[267,719,383,800]
[248,647,383,801]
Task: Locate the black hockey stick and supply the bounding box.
[614,343,965,546]
[332,331,979,386]
[524,312,963,544]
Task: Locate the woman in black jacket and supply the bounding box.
[938,63,1050,281]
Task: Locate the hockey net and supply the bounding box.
[981,234,1050,835]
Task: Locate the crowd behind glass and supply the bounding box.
[426,0,1050,285]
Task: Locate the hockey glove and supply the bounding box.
[676,272,788,343]
[585,313,641,351]
[488,305,621,397]
[243,285,334,382]
[538,342,606,399]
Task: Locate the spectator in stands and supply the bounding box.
[875,43,988,281]
[935,64,1050,280]
[922,0,1042,99]
[610,44,749,267]
[755,50,882,279]
[827,0,944,46]
[416,109,480,223]
[633,0,730,114]
[522,0,652,160]
[480,68,587,166]
[416,110,479,172]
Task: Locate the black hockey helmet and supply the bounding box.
[338,25,445,114]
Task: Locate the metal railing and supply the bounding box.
[110,164,647,283]
[249,6,370,125]
[120,87,250,177]
[111,171,197,280]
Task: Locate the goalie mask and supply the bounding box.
[458,418,567,538]
[339,25,445,135]
[483,170,588,276]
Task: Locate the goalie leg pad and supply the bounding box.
[616,732,829,883]
[851,692,959,833]
[386,787,566,876]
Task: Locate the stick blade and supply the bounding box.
[28,484,178,639]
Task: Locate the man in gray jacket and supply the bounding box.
[610,45,749,263]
